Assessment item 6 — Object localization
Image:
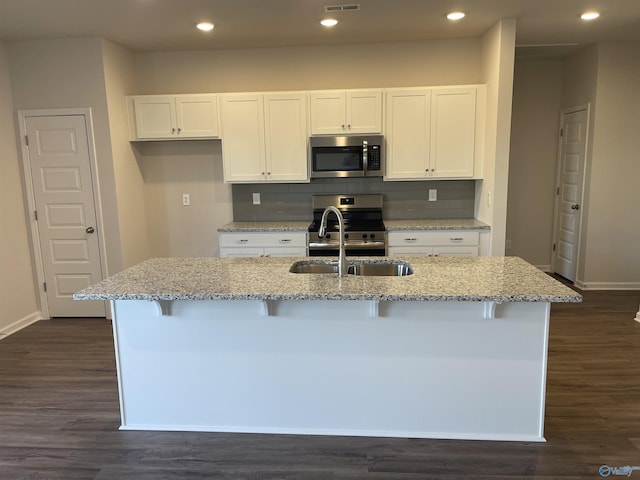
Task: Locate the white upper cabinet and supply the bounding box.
[221,94,266,183]
[221,92,308,183]
[310,89,382,135]
[430,87,477,178]
[385,89,432,179]
[385,86,483,180]
[264,93,309,182]
[130,94,219,140]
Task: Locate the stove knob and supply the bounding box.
[325,233,331,239]
[370,233,376,239]
[344,233,349,239]
[362,234,367,239]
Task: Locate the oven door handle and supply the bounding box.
[309,240,386,249]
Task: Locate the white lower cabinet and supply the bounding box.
[219,232,307,257]
[387,231,480,257]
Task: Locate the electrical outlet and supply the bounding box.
[182,193,190,206]
[428,189,437,202]
[252,193,261,205]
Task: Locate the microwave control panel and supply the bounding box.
[368,145,382,171]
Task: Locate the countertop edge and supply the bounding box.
[74,293,581,303]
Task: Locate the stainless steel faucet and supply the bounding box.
[318,206,348,277]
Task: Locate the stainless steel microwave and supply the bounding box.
[309,135,384,178]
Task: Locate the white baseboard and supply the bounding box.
[0,311,43,339]
[575,280,640,290]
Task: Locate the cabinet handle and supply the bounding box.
[279,239,292,243]
[347,124,351,129]
[177,128,182,134]
[171,128,176,134]
[341,124,345,130]
[450,237,464,241]
[404,238,417,242]
[238,239,249,244]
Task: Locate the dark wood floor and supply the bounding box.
[1,288,639,479]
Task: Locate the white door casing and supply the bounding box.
[552,107,589,282]
[20,111,106,317]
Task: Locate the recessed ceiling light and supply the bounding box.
[580,11,600,21]
[196,22,214,32]
[321,18,339,27]
[446,12,465,21]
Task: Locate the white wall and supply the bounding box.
[138,141,232,257]
[476,19,516,256]
[0,41,40,335]
[507,58,564,269]
[134,39,483,94]
[102,39,150,268]
[8,38,124,277]
[580,42,640,288]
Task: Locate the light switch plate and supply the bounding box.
[182,193,190,206]
[428,189,437,202]
[252,193,261,205]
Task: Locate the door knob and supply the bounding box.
[570,204,580,210]
[86,226,95,234]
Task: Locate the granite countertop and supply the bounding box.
[74,256,581,303]
[218,221,310,232]
[218,219,490,232]
[384,219,490,231]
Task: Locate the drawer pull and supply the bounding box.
[279,239,292,243]
[237,239,249,244]
[404,238,418,242]
[450,237,464,241]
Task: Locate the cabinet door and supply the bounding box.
[133,96,177,139]
[432,246,479,257]
[221,94,266,183]
[309,91,346,135]
[385,89,431,179]
[346,90,382,134]
[430,87,476,178]
[176,95,219,138]
[387,246,433,257]
[264,93,309,182]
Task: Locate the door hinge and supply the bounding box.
[556,187,560,196]
[25,135,29,146]
[560,128,564,137]
[43,282,47,292]
[552,243,556,252]
[34,210,38,221]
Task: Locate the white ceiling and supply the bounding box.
[1,0,639,53]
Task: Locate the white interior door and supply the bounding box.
[553,108,588,282]
[25,114,105,317]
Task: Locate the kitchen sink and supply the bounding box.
[289,260,413,277]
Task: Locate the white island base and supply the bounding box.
[112,298,551,442]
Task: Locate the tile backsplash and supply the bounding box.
[232,178,475,221]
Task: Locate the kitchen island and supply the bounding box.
[75,256,580,442]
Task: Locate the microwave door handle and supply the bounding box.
[362,140,368,174]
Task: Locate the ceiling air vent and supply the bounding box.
[324,4,360,12]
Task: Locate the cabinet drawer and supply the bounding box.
[219,232,307,248]
[388,230,479,246]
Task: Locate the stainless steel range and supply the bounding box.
[308,194,387,256]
